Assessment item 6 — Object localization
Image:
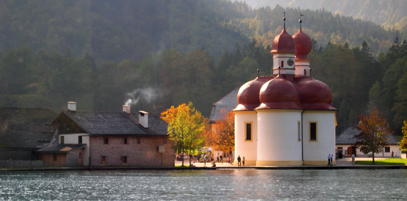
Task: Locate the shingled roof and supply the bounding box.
[336,127,401,145]
[58,111,167,136]
[209,88,238,122]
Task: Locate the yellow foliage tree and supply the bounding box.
[161,102,206,167]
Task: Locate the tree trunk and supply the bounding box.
[181,154,184,167]
[372,152,375,164]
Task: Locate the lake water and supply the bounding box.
[0,169,406,201]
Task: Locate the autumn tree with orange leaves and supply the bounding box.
[205,112,235,161]
[161,102,206,167]
[356,108,391,164]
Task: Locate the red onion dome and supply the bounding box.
[271,29,295,54]
[235,76,270,111]
[257,77,301,110]
[292,30,312,60]
[296,78,335,110]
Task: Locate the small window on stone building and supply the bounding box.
[101,156,107,164]
[123,137,128,144]
[245,123,252,141]
[281,60,284,68]
[78,136,82,144]
[310,122,317,141]
[121,156,127,164]
[60,136,64,144]
[304,69,307,76]
[53,154,57,161]
[385,147,390,153]
[104,137,109,144]
[137,138,141,144]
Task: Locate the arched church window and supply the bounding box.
[310,122,317,141]
[245,123,252,141]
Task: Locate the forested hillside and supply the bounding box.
[0,0,406,133]
[226,5,395,54]
[232,0,407,30]
[0,0,248,61]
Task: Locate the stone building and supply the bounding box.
[38,102,175,168]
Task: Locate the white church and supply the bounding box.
[234,19,336,166]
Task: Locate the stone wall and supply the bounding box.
[89,136,175,167]
[39,153,67,166]
[65,148,84,167]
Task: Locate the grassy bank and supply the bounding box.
[356,158,407,165]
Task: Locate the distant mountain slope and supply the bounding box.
[0,0,397,61]
[0,0,248,61]
[231,0,407,29]
[226,5,396,53]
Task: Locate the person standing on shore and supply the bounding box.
[237,155,241,167]
[352,153,355,165]
[242,156,245,166]
[327,154,331,166]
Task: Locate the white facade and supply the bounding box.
[336,144,401,158]
[59,133,90,166]
[234,111,257,165]
[272,54,295,75]
[257,110,302,166]
[294,61,311,77]
[302,111,336,164]
[234,110,336,166]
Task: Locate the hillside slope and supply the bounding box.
[232,0,407,29]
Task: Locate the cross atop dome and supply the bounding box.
[299,13,304,31]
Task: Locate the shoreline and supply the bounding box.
[1,165,406,172]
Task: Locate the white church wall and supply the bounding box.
[234,111,257,165]
[302,111,336,165]
[256,110,302,166]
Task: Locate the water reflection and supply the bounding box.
[0,169,406,200]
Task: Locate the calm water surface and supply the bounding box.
[0,169,406,201]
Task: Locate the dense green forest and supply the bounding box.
[0,0,406,133]
[0,0,397,59]
[232,0,407,30]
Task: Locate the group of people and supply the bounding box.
[237,155,245,167]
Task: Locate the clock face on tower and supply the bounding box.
[287,59,294,67]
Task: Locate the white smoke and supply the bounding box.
[124,87,160,106]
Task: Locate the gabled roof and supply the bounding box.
[57,111,167,136]
[209,88,238,122]
[336,127,401,145]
